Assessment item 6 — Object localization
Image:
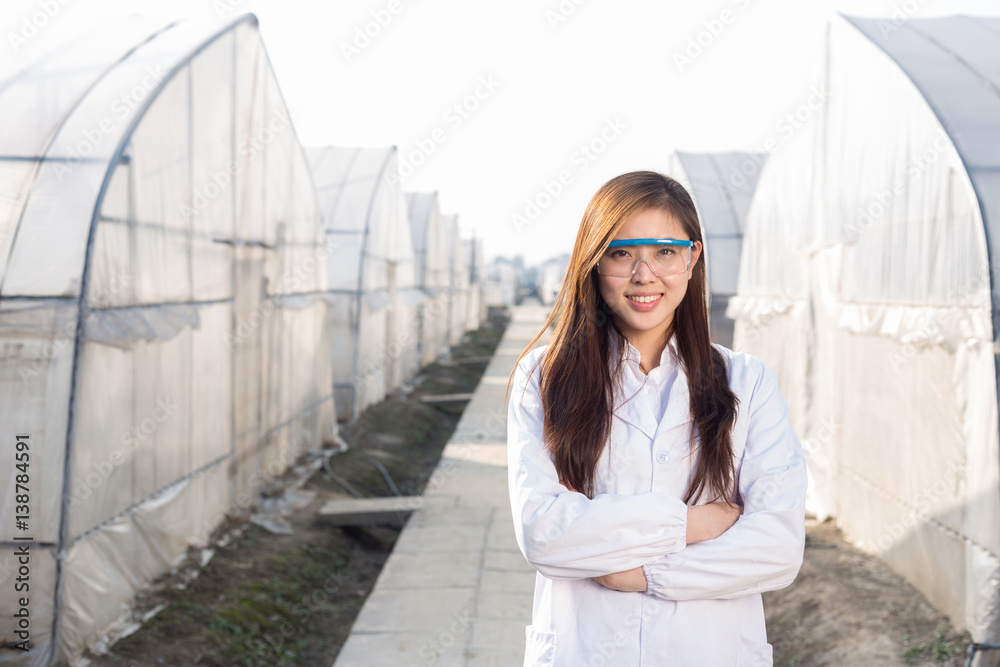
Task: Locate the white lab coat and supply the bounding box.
[507,332,807,667]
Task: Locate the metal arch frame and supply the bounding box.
[51,13,277,665]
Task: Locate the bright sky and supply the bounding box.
[4,0,1000,266]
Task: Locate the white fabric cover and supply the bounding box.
[731,13,1000,652]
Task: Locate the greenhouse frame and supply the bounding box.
[730,13,1000,653]
[669,151,764,348]
[306,145,422,422]
[406,191,451,368]
[463,236,487,332]
[0,14,338,664]
[440,212,469,348]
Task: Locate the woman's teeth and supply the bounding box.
[628,294,661,304]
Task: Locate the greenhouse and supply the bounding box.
[484,256,519,307]
[669,151,764,348]
[441,213,469,347]
[731,13,1000,648]
[463,236,487,331]
[306,145,422,422]
[406,192,451,368]
[0,14,337,665]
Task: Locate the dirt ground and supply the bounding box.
[83,305,973,667]
[765,519,971,666]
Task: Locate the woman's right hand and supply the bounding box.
[685,502,742,544]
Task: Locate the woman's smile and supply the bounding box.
[625,292,664,309]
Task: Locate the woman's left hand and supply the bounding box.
[592,567,648,592]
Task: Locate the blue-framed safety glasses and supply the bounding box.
[596,237,695,278]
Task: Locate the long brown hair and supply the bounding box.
[506,170,739,504]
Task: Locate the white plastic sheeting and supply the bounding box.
[731,13,1000,653]
[0,14,337,664]
[463,237,487,331]
[306,146,421,422]
[440,213,469,347]
[536,254,570,306]
[484,257,518,307]
[669,151,765,348]
[406,192,451,367]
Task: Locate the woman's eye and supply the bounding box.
[659,248,676,256]
[611,250,629,259]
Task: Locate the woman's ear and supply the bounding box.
[687,240,703,279]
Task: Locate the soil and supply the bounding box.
[764,519,971,666]
[83,307,511,667]
[83,305,973,667]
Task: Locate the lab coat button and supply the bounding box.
[655,449,669,464]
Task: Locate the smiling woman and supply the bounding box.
[506,170,808,666]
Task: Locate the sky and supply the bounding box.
[4,0,1000,266]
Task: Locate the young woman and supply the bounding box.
[506,170,807,666]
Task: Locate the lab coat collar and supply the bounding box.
[607,329,692,439]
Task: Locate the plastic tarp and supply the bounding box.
[484,257,518,307]
[670,151,766,349]
[0,14,337,664]
[463,237,487,331]
[306,146,420,421]
[536,254,570,306]
[406,192,451,367]
[730,13,1000,654]
[440,213,469,347]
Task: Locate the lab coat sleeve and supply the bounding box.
[507,351,689,581]
[641,362,807,601]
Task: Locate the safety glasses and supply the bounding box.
[596,237,695,278]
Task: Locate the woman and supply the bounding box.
[506,170,807,666]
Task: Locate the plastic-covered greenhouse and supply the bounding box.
[0,14,338,664]
[440,213,468,347]
[306,146,422,422]
[484,257,518,307]
[536,254,570,306]
[669,151,764,348]
[406,192,451,367]
[731,13,1000,651]
[463,236,487,331]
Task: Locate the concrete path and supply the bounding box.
[333,304,552,667]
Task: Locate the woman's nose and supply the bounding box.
[631,257,657,281]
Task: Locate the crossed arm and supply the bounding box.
[507,356,807,601]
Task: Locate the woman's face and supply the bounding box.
[597,207,702,342]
